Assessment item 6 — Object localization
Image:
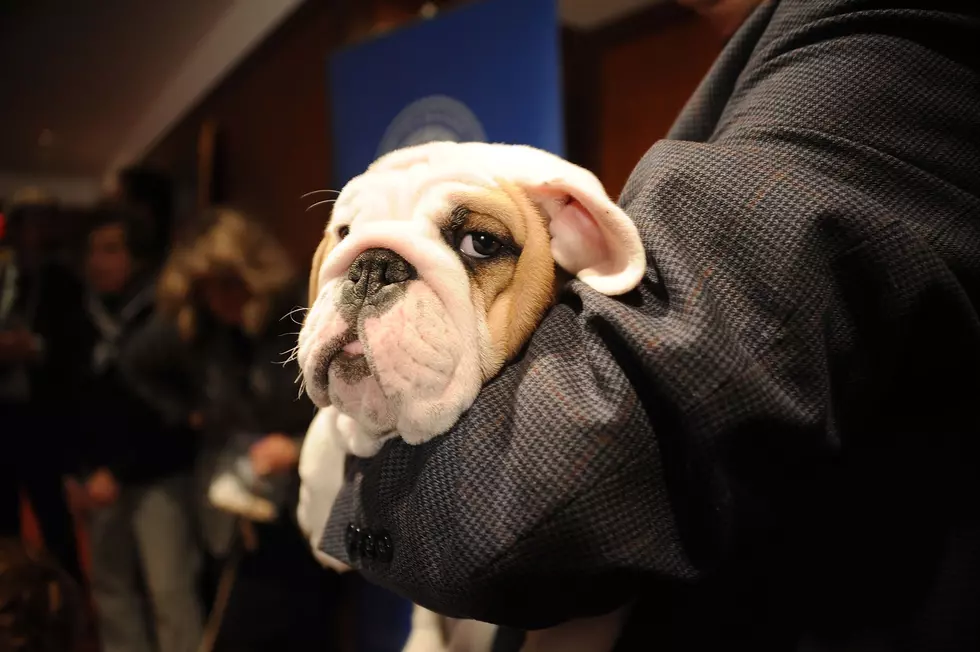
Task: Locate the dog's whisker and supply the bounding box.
[300,189,341,199]
[280,306,308,322]
[306,199,337,212]
[279,345,300,366]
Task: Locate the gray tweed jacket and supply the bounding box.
[320,1,980,649]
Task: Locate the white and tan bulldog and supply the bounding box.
[296,141,645,652]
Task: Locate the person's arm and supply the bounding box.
[317,0,980,630]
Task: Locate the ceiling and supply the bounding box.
[0,0,236,177]
[0,0,660,181]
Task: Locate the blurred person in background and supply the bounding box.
[0,188,85,582]
[74,203,203,652]
[0,537,85,652]
[127,208,343,652]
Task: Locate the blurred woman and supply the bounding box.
[76,204,203,652]
[127,208,343,652]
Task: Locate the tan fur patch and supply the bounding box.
[451,183,557,377]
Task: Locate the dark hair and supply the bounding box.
[86,202,156,263]
[0,539,84,652]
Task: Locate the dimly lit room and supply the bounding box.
[2,1,978,651]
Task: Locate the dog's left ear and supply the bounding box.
[512,150,645,296]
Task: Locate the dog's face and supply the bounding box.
[298,142,645,452]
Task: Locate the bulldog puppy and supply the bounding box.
[296,141,645,652]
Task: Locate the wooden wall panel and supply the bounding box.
[144,0,433,265]
[143,0,724,266]
[596,10,724,196]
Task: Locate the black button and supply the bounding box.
[360,531,377,559]
[376,531,393,562]
[346,523,361,559]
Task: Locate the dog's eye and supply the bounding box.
[459,232,502,259]
[337,225,350,240]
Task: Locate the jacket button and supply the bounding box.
[376,531,393,562]
[360,531,377,559]
[346,523,361,559]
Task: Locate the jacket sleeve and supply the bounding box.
[319,0,980,630]
[119,312,199,429]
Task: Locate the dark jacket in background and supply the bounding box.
[125,283,340,652]
[0,257,87,426]
[0,256,86,580]
[124,282,313,453]
[124,283,316,550]
[322,1,980,651]
[75,274,197,485]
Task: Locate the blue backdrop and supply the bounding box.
[328,2,562,647]
[328,0,563,187]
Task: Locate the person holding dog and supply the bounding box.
[305,1,980,651]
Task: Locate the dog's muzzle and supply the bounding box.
[347,248,417,302]
[302,232,484,446]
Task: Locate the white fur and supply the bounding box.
[368,141,646,296]
[298,142,644,454]
[296,406,352,571]
[297,142,646,652]
[298,198,487,454]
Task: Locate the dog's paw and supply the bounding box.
[298,407,359,572]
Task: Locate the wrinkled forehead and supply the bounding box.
[332,160,500,228]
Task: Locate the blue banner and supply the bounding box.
[328,0,563,187]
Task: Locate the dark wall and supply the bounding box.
[597,8,724,195]
[144,0,440,263]
[142,0,721,266]
[145,1,336,263]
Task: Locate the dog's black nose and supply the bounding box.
[348,248,417,299]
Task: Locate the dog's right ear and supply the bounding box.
[501,146,646,296]
[308,236,331,307]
